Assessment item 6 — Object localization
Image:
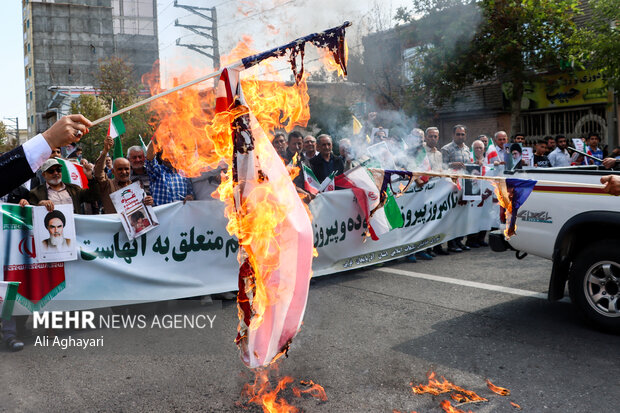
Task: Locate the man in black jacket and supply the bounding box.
[309,134,345,183]
[0,114,91,197]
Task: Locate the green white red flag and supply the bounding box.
[302,164,320,195]
[107,99,126,159]
[57,158,88,189]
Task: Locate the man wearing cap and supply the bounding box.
[19,158,98,213]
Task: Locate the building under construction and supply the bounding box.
[22,0,159,136]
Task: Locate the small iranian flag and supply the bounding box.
[319,171,336,192]
[107,99,126,159]
[57,158,89,188]
[485,143,499,164]
[0,281,20,320]
[302,164,320,195]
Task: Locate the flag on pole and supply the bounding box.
[302,164,320,195]
[485,143,499,165]
[216,67,314,369]
[107,99,126,159]
[319,171,336,192]
[0,281,20,320]
[352,115,363,135]
[56,158,89,189]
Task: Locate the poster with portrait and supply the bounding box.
[367,141,396,170]
[521,147,534,167]
[109,182,159,240]
[463,164,482,201]
[33,204,78,263]
[370,127,389,143]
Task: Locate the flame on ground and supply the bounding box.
[411,372,487,403]
[241,368,327,413]
[439,400,473,413]
[510,401,522,409]
[486,379,511,396]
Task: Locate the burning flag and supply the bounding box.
[216,67,314,368]
[493,178,537,239]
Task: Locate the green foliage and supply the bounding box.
[574,0,620,89]
[0,121,6,140]
[70,95,109,162]
[94,57,156,159]
[395,0,583,133]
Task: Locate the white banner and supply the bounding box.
[3,177,499,314]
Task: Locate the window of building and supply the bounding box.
[26,19,29,29]
[27,43,30,53]
[28,67,31,77]
[29,91,32,101]
[30,115,34,126]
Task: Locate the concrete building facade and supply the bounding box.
[22,0,159,137]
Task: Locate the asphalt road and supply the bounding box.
[2,247,619,412]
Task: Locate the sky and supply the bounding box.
[0,0,411,130]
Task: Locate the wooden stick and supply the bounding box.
[408,170,606,190]
[90,66,236,127]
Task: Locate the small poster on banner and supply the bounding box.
[109,182,158,240]
[572,138,585,153]
[367,141,396,170]
[33,204,78,263]
[463,164,482,201]
[521,147,534,167]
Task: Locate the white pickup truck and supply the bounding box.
[489,167,620,333]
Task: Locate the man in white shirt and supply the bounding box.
[548,135,571,167]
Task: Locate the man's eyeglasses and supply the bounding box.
[455,133,466,136]
[46,167,63,174]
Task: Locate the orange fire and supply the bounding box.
[241,368,327,413]
[411,372,488,403]
[486,379,511,396]
[510,401,522,409]
[439,400,472,413]
[316,39,348,79]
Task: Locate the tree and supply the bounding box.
[70,95,109,162]
[576,0,620,90]
[96,57,156,157]
[396,0,583,134]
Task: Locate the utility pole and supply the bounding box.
[3,117,19,146]
[173,1,220,70]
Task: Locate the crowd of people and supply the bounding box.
[2,113,620,352]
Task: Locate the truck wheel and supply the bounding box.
[569,242,620,333]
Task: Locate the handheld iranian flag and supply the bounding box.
[57,158,89,188]
[302,164,320,195]
[0,281,20,320]
[107,99,126,159]
[319,170,336,192]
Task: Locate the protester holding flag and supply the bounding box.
[95,136,154,214]
[19,158,99,213]
[309,134,345,184]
